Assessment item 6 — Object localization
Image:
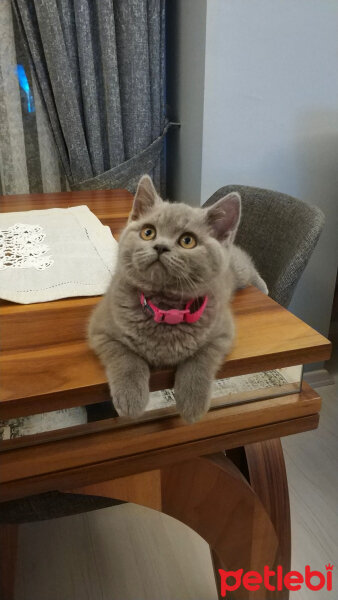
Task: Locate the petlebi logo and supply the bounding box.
[218,564,334,596]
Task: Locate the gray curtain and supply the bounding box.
[11,0,167,192]
[0,0,68,195]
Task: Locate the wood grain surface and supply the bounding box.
[245,439,291,599]
[0,189,133,237]
[0,190,330,599]
[162,454,279,600]
[0,190,330,419]
[0,190,328,504]
[69,470,162,511]
[0,286,330,419]
[0,383,320,501]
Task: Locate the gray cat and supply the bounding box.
[88,175,267,422]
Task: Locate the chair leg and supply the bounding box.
[161,454,280,600]
[0,524,18,600]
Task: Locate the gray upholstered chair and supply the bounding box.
[0,187,325,534]
[203,184,325,307]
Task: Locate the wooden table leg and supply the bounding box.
[219,439,291,599]
[161,453,288,600]
[0,524,18,600]
[68,441,291,599]
[244,439,291,576]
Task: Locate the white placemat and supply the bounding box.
[0,205,118,303]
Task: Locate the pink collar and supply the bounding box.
[140,293,208,325]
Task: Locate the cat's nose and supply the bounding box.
[154,244,170,255]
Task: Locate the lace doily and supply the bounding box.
[0,206,118,303]
[0,223,54,270]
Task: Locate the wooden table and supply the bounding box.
[0,190,331,600]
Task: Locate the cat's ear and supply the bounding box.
[206,192,241,243]
[130,175,160,221]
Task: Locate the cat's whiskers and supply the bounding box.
[163,256,190,298]
[175,271,199,297]
[174,274,185,302]
[163,253,201,296]
[134,248,159,269]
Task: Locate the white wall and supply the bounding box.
[166,0,207,205]
[168,0,338,337]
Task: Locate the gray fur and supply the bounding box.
[230,245,268,294]
[88,175,267,422]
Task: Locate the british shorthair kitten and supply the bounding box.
[88,175,267,422]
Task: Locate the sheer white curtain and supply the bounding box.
[0,0,67,194]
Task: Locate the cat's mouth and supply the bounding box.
[147,256,168,271]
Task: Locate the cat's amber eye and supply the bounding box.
[140,225,156,241]
[179,233,197,249]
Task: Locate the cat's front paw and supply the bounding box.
[175,376,211,424]
[177,399,210,424]
[108,376,149,419]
